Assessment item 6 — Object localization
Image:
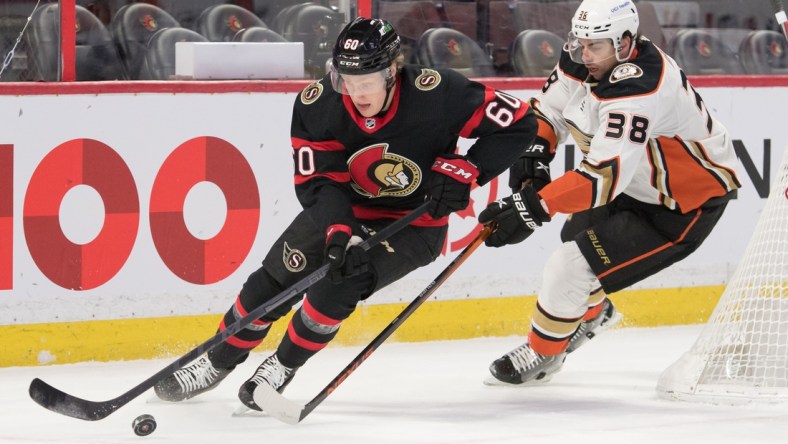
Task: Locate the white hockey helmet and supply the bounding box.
[568,0,639,63]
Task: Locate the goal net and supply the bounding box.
[656,147,788,405]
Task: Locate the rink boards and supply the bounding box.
[0,78,784,366]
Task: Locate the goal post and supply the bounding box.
[656,147,788,405]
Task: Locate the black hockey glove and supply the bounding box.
[478,186,551,248]
[508,136,554,192]
[426,156,480,218]
[324,225,370,284]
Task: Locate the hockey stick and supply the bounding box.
[28,201,431,421]
[253,223,493,424]
[774,0,788,40]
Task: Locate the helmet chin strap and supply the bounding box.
[376,70,397,117]
[615,44,636,62]
[376,86,394,117]
[615,35,637,62]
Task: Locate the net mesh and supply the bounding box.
[657,147,788,404]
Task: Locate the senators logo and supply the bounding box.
[347,143,421,198]
[228,15,242,32]
[415,69,441,91]
[697,40,712,57]
[540,40,555,58]
[283,242,306,272]
[300,82,323,105]
[770,41,783,58]
[447,39,462,57]
[142,15,158,31]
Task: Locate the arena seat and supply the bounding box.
[276,3,345,78]
[233,26,288,43]
[26,3,127,80]
[110,3,180,80]
[711,27,756,55]
[663,27,756,69]
[739,30,788,75]
[480,0,577,75]
[377,0,480,65]
[154,0,220,30]
[194,4,267,42]
[414,27,495,77]
[669,28,744,75]
[77,0,113,25]
[377,1,444,62]
[270,3,305,34]
[510,29,564,77]
[250,0,309,26]
[139,27,208,80]
[697,0,776,29]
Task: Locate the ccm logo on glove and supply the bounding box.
[426,156,480,218]
[431,158,479,183]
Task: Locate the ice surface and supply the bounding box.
[2,325,787,443]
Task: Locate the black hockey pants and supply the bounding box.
[209,209,445,369]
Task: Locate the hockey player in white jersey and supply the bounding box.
[479,0,741,385]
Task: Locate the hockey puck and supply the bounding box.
[132,414,157,437]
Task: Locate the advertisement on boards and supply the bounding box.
[0,86,784,326]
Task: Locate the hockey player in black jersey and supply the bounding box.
[153,17,537,410]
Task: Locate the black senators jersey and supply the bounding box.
[291,64,536,233]
[535,38,740,215]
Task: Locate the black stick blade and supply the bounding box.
[29,378,118,421]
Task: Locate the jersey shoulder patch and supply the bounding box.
[413,68,442,91]
[300,80,324,105]
[609,63,643,82]
[592,40,664,100]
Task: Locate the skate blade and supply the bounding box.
[600,312,624,331]
[231,405,264,417]
[482,373,554,387]
[145,394,206,404]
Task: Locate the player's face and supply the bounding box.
[568,37,620,80]
[342,71,390,117]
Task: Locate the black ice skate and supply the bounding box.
[484,299,622,386]
[566,298,622,353]
[238,354,298,411]
[484,341,567,386]
[154,355,233,402]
